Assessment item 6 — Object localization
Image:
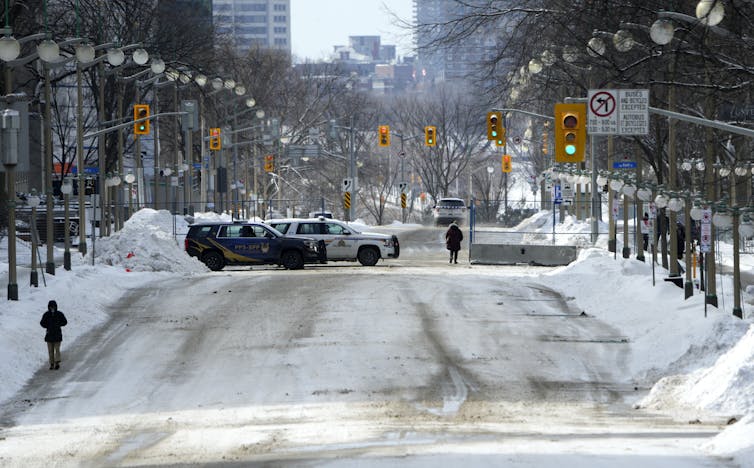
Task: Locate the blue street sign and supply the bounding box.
[67,167,98,174]
[553,184,562,204]
[613,161,637,169]
[193,163,202,169]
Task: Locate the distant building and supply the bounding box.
[414,0,510,85]
[212,0,291,52]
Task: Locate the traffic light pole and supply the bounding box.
[400,135,406,224]
[349,116,356,222]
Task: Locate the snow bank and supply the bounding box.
[88,209,207,273]
[541,248,750,383]
[641,324,754,416]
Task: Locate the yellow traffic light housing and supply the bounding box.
[134,104,150,135]
[264,154,275,172]
[502,154,512,173]
[487,111,505,146]
[424,125,436,146]
[209,127,222,150]
[554,103,586,163]
[378,125,390,146]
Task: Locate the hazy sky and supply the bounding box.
[290,0,415,62]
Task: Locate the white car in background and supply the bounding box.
[433,197,467,225]
[266,217,400,266]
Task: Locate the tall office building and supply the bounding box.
[213,0,291,52]
[414,0,509,85]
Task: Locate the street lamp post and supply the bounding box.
[124,172,135,213]
[28,189,40,287]
[2,107,20,300]
[39,39,58,276]
[74,41,120,253]
[60,177,72,270]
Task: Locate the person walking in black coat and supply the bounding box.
[445,222,463,264]
[40,300,67,370]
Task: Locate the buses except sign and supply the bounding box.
[587,89,649,136]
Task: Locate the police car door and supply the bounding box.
[322,222,354,259]
[252,225,282,260]
[223,225,276,263]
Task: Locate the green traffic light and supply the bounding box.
[565,145,576,155]
[491,130,497,137]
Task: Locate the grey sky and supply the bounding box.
[290,0,415,62]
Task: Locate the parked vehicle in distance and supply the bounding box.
[308,210,333,219]
[266,217,399,266]
[184,221,326,271]
[433,197,467,225]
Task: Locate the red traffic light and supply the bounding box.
[378,125,390,146]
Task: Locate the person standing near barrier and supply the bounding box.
[40,300,67,370]
[445,221,463,264]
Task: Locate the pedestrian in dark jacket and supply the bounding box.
[445,222,463,264]
[40,300,67,370]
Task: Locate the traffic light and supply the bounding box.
[134,104,150,135]
[378,125,390,146]
[264,154,274,172]
[487,111,505,146]
[502,154,512,173]
[209,127,222,150]
[424,125,436,146]
[554,103,586,163]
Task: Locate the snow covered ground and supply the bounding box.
[0,208,752,466]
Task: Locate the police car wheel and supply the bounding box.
[281,250,304,270]
[202,251,225,271]
[357,247,379,266]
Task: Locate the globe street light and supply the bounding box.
[36,39,59,62]
[696,0,725,26]
[150,57,165,74]
[0,35,20,61]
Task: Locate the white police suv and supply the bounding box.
[266,217,399,266]
[433,197,467,225]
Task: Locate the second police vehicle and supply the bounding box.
[266,217,400,266]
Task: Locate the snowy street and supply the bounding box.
[0,225,740,466]
[0,210,752,466]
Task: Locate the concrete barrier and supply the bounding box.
[470,244,579,266]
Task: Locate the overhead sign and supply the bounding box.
[588,89,649,135]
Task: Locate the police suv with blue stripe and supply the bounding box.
[266,217,400,266]
[185,221,326,271]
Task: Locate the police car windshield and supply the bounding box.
[264,225,284,237]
